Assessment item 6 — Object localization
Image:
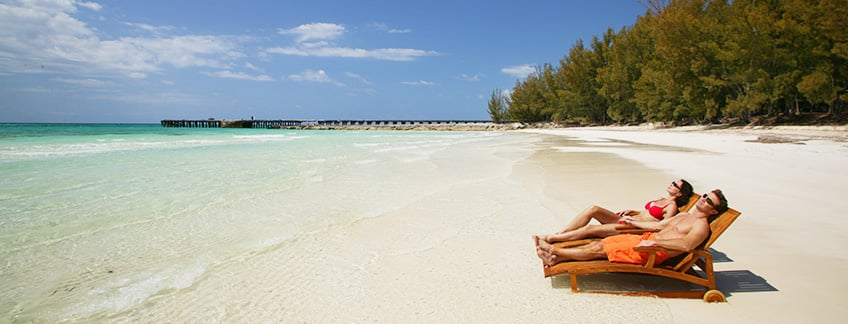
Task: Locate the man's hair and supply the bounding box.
[712,189,729,214]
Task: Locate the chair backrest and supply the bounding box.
[679,193,700,212]
[702,208,741,250]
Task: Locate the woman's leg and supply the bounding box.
[545,223,622,243]
[558,205,620,233]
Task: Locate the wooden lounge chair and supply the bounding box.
[678,192,700,213]
[543,207,741,302]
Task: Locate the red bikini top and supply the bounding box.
[644,201,665,220]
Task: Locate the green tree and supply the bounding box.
[507,69,551,122]
[490,0,848,124]
[597,23,653,123]
[487,88,510,122]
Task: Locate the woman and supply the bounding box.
[538,179,693,244]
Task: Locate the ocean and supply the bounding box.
[0,123,541,321]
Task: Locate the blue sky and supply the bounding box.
[0,0,647,123]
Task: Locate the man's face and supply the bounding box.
[698,192,719,215]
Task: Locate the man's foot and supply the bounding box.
[536,246,548,263]
[537,237,552,252]
[532,234,549,247]
[545,251,558,267]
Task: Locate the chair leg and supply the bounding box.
[570,274,580,293]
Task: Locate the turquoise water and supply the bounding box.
[0,123,534,321]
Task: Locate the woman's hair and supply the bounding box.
[674,179,694,207]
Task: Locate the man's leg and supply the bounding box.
[544,240,607,266]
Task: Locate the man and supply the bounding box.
[536,190,728,266]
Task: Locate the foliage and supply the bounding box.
[487,88,510,122]
[495,0,848,124]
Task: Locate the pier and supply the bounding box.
[160,119,222,128]
[161,119,495,128]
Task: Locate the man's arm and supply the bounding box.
[639,219,710,252]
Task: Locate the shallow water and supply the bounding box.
[0,124,540,321]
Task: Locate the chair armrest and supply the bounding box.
[553,239,595,249]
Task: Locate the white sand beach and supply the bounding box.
[522,125,848,323]
[97,125,847,323]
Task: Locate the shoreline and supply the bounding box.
[275,122,848,143]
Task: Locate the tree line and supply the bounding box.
[488,0,847,125]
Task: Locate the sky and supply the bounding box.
[0,0,647,123]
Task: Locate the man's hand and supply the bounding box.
[636,240,656,248]
[619,215,636,225]
[616,209,636,217]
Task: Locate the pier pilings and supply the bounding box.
[160,119,495,129]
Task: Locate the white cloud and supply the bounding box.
[78,2,102,11]
[288,69,330,82]
[287,69,345,87]
[207,70,274,81]
[244,62,262,72]
[369,22,411,34]
[278,23,345,43]
[344,72,371,85]
[400,80,435,86]
[457,73,481,81]
[127,72,146,79]
[269,22,435,61]
[265,46,436,62]
[53,77,113,87]
[501,64,536,78]
[0,1,244,78]
[123,22,176,34]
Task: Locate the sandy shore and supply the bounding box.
[521,125,848,322]
[103,125,846,322]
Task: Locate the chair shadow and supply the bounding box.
[709,248,733,263]
[549,248,778,297]
[714,270,778,296]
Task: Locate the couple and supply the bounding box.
[534,179,729,267]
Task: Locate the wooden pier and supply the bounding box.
[161,119,494,128]
[160,119,222,128]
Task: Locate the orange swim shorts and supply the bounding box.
[601,232,669,265]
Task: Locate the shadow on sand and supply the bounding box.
[548,248,777,298]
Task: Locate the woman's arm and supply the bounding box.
[661,202,679,219]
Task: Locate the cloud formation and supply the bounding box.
[278,23,345,43]
[0,1,244,78]
[457,73,481,81]
[369,22,412,34]
[344,72,372,85]
[400,80,435,86]
[207,70,274,81]
[288,69,345,87]
[268,22,437,61]
[501,64,536,78]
